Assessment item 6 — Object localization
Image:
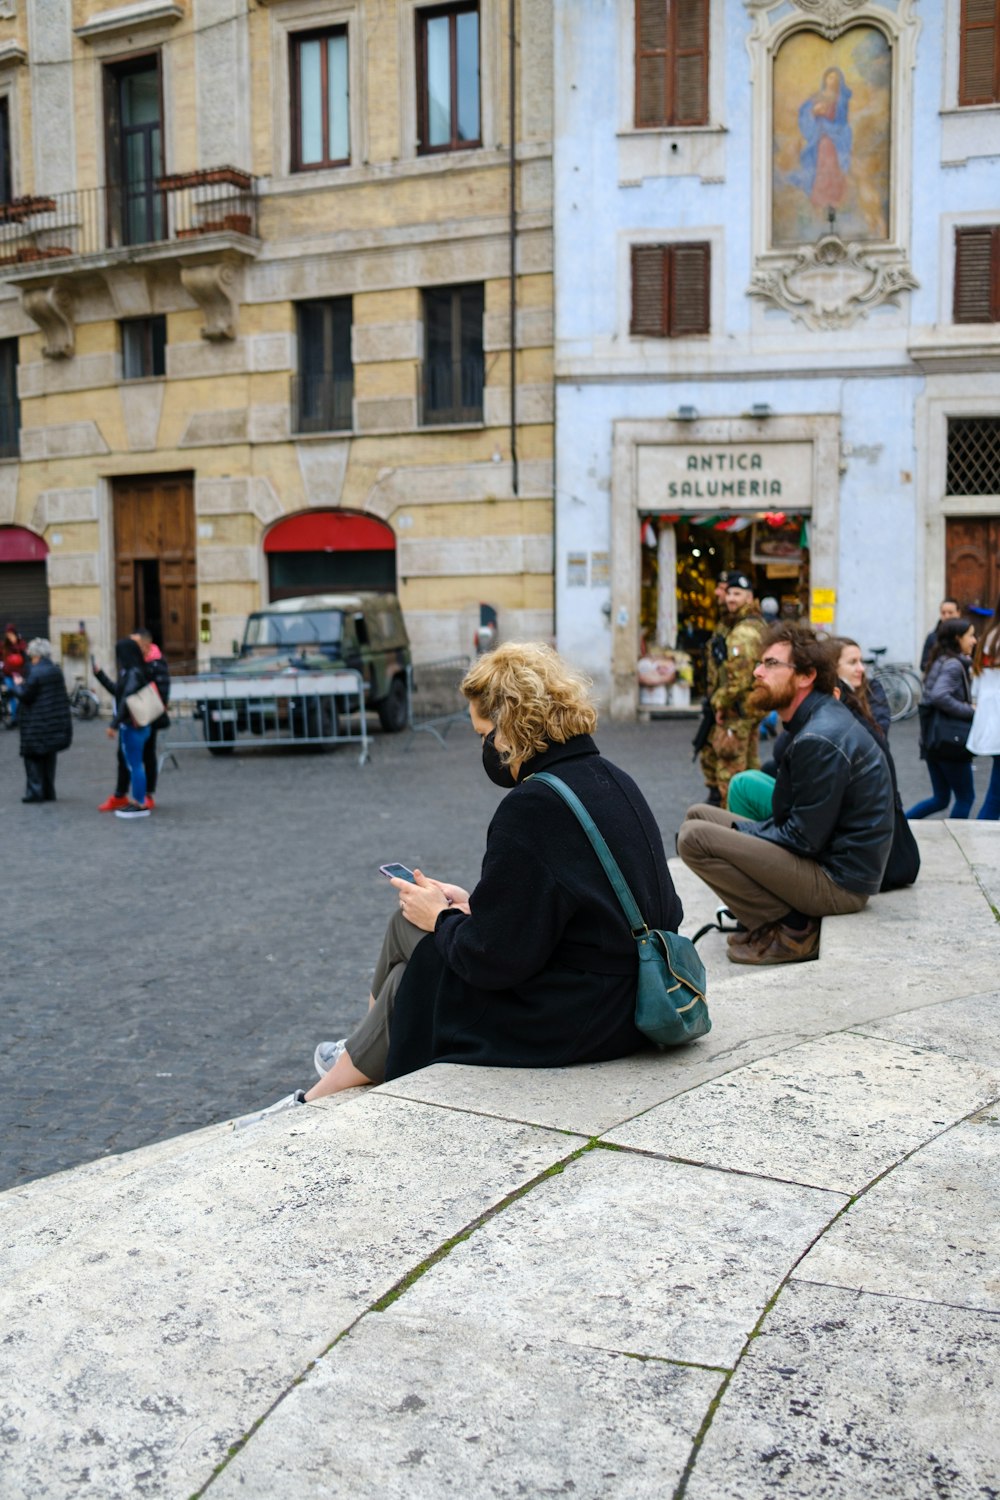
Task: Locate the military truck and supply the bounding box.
[196,593,411,750]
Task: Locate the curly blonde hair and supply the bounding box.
[461,642,598,767]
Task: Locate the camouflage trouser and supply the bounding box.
[699,717,762,808]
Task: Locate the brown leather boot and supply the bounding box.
[727,924,770,951]
[728,919,820,965]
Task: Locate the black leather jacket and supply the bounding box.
[95,662,150,729]
[741,690,893,894]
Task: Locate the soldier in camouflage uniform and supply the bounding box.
[699,571,766,808]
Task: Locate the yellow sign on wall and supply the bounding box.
[811,589,836,606]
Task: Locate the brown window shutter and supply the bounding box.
[669,242,710,335]
[673,0,709,126]
[954,226,996,321]
[636,0,668,127]
[631,246,668,335]
[959,0,1000,105]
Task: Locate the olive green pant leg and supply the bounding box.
[345,908,427,1084]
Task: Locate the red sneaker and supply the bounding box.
[144,796,155,810]
[98,795,130,813]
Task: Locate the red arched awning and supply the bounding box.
[0,526,48,563]
[264,512,395,554]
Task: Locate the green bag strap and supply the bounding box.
[529,771,648,937]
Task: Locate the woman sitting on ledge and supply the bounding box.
[247,642,682,1122]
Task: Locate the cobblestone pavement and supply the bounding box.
[0,708,930,1192]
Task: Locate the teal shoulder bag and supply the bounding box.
[531,771,711,1049]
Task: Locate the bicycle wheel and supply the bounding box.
[75,688,101,720]
[896,667,922,717]
[873,668,912,723]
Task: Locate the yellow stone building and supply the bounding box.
[0,0,553,677]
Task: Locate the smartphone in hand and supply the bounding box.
[379,863,417,883]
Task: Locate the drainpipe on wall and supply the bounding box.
[508,0,519,499]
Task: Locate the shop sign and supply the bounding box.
[640,443,815,507]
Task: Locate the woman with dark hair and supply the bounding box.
[94,638,153,819]
[243,642,683,1121]
[968,597,1000,821]
[906,618,977,820]
[831,637,890,736]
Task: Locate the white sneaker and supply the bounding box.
[314,1039,347,1078]
[115,801,151,819]
[232,1089,306,1131]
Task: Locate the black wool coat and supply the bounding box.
[17,659,73,758]
[384,734,683,1080]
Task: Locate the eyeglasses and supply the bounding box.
[756,657,794,672]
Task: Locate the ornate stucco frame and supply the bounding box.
[745,0,920,330]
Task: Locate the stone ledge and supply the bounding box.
[1,823,998,1498]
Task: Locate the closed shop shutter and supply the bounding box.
[0,563,50,642]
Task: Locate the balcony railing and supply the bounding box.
[291,372,354,434]
[0,168,257,270]
[421,354,484,425]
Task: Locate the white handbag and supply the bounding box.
[125,680,165,727]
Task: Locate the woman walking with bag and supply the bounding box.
[906,618,977,820]
[968,597,1000,821]
[94,638,154,819]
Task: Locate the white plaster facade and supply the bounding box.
[553,0,1000,716]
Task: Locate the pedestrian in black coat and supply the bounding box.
[242,643,684,1124]
[13,639,72,803]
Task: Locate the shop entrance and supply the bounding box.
[0,527,50,642]
[264,510,397,600]
[638,511,810,702]
[113,473,197,672]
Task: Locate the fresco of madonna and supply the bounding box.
[772,25,891,248]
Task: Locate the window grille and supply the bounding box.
[947,417,1000,495]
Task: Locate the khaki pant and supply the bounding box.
[699,718,761,807]
[676,803,868,931]
[345,907,427,1082]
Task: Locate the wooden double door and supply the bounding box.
[114,473,197,672]
[945,517,1000,614]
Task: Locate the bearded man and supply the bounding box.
[677,623,893,966]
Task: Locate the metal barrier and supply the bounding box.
[161,670,371,765]
[405,657,471,748]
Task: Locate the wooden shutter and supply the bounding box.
[673,0,709,125]
[959,0,1000,105]
[631,244,710,336]
[631,246,667,335]
[954,226,998,322]
[635,0,669,127]
[636,0,709,127]
[669,243,710,335]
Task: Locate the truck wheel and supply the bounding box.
[377,676,408,733]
